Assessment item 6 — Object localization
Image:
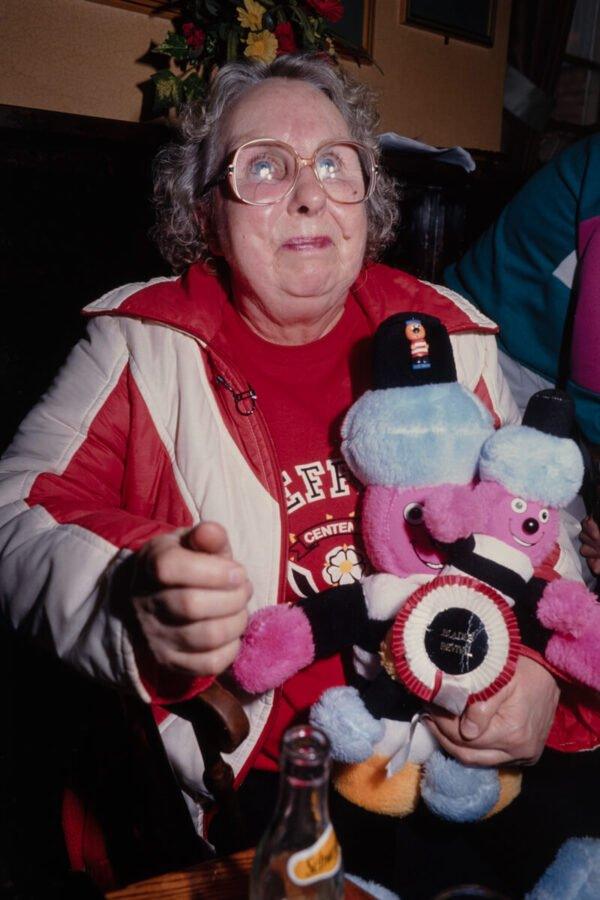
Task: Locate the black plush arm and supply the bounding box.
[297,582,391,658]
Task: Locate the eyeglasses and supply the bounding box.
[202,138,378,205]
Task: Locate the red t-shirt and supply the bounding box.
[221,294,372,769]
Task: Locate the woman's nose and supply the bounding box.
[287,164,327,214]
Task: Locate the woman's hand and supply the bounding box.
[132,521,252,678]
[424,656,560,767]
[580,515,600,576]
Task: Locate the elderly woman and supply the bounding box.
[0,55,597,896]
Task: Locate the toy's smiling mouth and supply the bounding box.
[509,523,540,547]
[411,541,445,568]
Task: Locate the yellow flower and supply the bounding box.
[244,29,278,64]
[237,0,265,31]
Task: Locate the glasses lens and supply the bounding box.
[234,142,296,204]
[315,143,372,203]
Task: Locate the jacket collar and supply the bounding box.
[83,262,498,344]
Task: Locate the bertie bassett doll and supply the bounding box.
[234,312,498,820]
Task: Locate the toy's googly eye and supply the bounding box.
[539,509,550,523]
[404,502,424,524]
[511,498,527,513]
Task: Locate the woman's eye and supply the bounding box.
[511,498,527,513]
[403,502,424,524]
[539,509,550,523]
[317,155,341,179]
[247,155,285,181]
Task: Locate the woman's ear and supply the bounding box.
[206,214,226,259]
[196,198,223,257]
[208,234,222,256]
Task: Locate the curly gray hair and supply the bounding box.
[152,54,398,272]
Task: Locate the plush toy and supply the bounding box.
[234,312,500,820]
[234,314,599,823]
[526,837,600,900]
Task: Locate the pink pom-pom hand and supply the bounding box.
[538,579,600,690]
[423,483,482,544]
[537,579,596,637]
[232,604,315,694]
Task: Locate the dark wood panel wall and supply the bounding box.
[0,106,170,452]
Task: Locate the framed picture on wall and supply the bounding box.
[404,0,497,47]
[332,0,376,58]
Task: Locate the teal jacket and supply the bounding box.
[445,135,600,443]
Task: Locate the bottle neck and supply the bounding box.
[276,767,331,829]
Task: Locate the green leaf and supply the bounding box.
[154,31,190,60]
[204,31,218,55]
[151,69,184,113]
[205,0,220,15]
[226,28,239,62]
[182,71,207,102]
[290,5,316,43]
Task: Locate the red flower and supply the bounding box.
[306,0,344,23]
[182,22,205,50]
[274,22,297,55]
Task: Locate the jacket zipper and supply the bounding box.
[214,374,257,416]
[209,350,290,786]
[210,356,289,597]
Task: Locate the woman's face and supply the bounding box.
[213,78,369,343]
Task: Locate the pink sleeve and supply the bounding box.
[571,217,600,395]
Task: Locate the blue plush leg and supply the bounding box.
[421,750,500,822]
[526,838,600,900]
[309,686,384,763]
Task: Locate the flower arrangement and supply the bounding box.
[151,0,347,114]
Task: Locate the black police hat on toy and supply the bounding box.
[341,311,493,488]
[372,311,457,390]
[479,388,583,508]
[521,388,575,437]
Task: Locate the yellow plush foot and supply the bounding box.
[484,766,522,818]
[333,755,421,816]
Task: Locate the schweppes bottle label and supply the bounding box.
[286,824,342,886]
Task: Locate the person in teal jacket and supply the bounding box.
[445,135,600,579]
[445,134,600,448]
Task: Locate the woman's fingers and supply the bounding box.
[138,579,252,623]
[424,719,514,767]
[579,517,600,574]
[581,515,600,540]
[131,522,253,677]
[138,601,248,653]
[141,538,246,591]
[182,521,233,558]
[158,638,243,678]
[424,657,559,768]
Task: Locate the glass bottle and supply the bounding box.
[249,724,344,900]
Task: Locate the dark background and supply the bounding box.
[0,106,169,454]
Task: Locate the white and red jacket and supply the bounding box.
[0,263,597,839]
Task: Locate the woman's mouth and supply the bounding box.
[281,236,333,251]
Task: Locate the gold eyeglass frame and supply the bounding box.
[204,138,378,206]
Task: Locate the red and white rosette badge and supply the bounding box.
[390,575,520,714]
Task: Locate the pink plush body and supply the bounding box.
[233,605,315,693]
[362,484,449,577]
[538,579,600,690]
[424,480,559,567]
